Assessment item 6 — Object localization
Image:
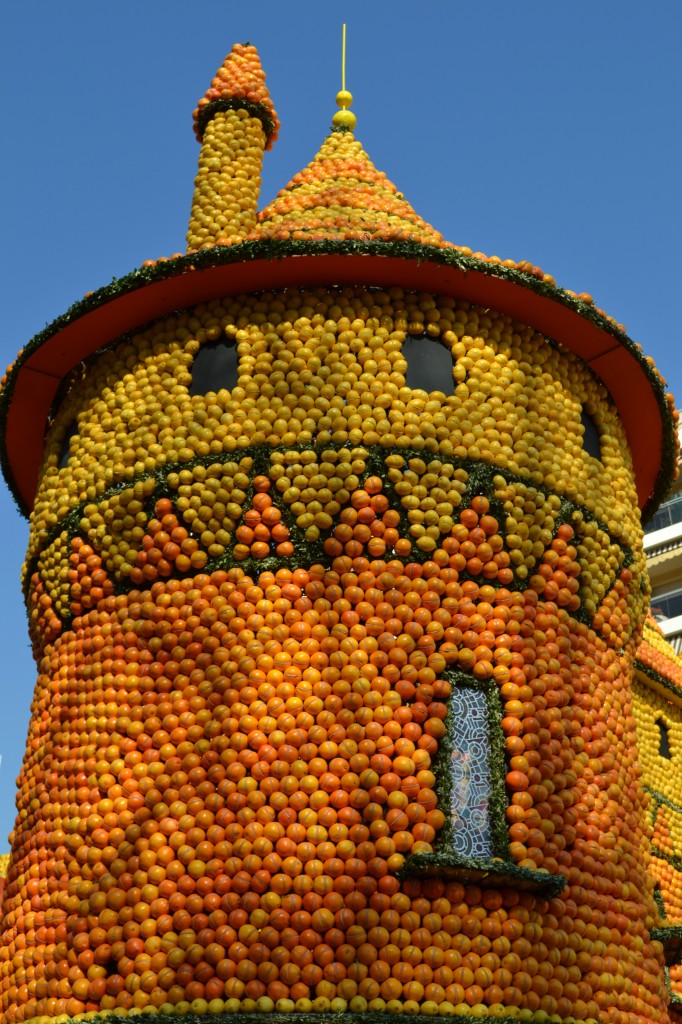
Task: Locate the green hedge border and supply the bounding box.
[51,1010,587,1024]
[635,659,682,703]
[0,238,677,522]
[401,851,567,897]
[194,97,278,144]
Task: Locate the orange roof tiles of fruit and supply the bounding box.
[192,42,279,147]
[253,128,449,247]
[637,615,682,696]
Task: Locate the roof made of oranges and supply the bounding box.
[253,127,448,246]
[636,615,682,699]
[192,42,279,148]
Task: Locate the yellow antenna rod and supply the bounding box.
[333,24,356,129]
[342,23,347,93]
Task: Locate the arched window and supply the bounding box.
[59,422,79,469]
[580,408,602,461]
[403,336,454,394]
[189,339,239,395]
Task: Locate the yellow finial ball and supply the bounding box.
[336,89,353,109]
[332,108,357,129]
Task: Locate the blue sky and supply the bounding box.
[0,1,680,845]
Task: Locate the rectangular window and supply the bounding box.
[651,587,682,623]
[647,492,682,534]
[400,674,565,896]
[449,687,494,859]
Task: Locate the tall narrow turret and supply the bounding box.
[187,44,279,251]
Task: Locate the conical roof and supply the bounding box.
[192,43,279,148]
[253,127,449,245]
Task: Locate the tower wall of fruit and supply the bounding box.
[0,285,672,1024]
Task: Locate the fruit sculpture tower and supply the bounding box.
[0,41,680,1024]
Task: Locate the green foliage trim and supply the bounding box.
[48,1012,580,1024]
[402,850,567,897]
[635,659,682,703]
[654,883,667,918]
[194,97,277,143]
[664,965,682,1010]
[645,785,682,817]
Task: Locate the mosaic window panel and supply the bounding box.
[449,687,494,858]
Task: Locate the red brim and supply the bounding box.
[4,252,665,513]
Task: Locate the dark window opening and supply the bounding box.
[580,409,601,460]
[189,340,238,396]
[59,422,79,469]
[658,718,672,759]
[404,336,454,394]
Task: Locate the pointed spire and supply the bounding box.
[187,44,279,252]
[192,43,279,148]
[253,128,451,246]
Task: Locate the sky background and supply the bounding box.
[0,1,680,845]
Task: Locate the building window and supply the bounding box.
[647,492,682,535]
[189,339,238,396]
[403,336,454,394]
[59,422,79,469]
[651,588,682,624]
[581,409,602,461]
[658,719,672,759]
